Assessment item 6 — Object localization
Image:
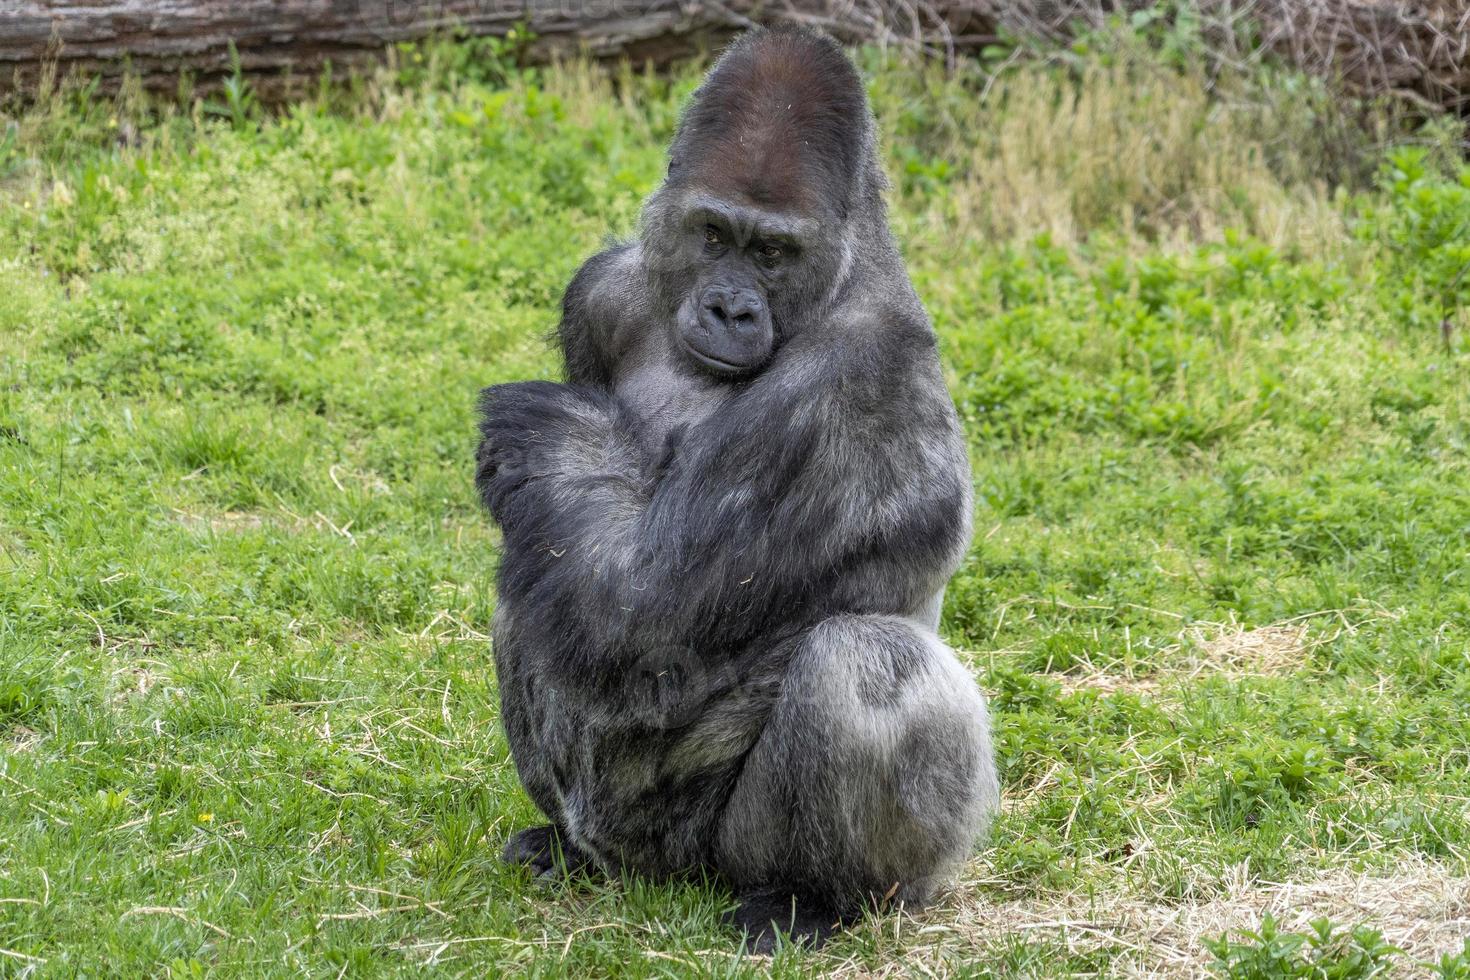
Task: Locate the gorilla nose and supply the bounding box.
[687,285,774,374]
[699,286,767,333]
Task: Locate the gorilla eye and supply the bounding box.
[758,244,783,263]
[703,225,723,246]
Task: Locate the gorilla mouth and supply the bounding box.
[679,314,772,377]
[682,342,761,377]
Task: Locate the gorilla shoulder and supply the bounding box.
[791,301,948,412]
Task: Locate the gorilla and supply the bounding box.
[476,28,998,952]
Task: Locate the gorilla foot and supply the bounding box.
[501,824,590,879]
[725,889,842,954]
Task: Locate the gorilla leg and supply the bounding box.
[715,615,998,951]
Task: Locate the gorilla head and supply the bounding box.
[642,30,888,377]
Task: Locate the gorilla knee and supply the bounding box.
[719,615,998,912]
[801,616,998,849]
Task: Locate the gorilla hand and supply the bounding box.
[477,382,619,514]
[476,381,650,547]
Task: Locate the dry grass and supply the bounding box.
[857,857,1470,977]
[171,509,268,534]
[1193,622,1311,674]
[170,501,383,542]
[920,52,1350,251]
[1049,619,1309,696]
[1043,606,1395,696]
[4,726,42,753]
[551,26,1396,255]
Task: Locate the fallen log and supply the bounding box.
[0,0,985,97]
[0,1,1465,112]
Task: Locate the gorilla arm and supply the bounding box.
[475,329,969,660]
[556,243,647,389]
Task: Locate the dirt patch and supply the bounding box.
[0,525,29,561]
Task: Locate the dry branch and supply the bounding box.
[975,0,1470,110]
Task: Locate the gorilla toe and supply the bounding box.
[725,889,841,954]
[501,824,589,878]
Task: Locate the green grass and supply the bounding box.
[1,40,1468,977]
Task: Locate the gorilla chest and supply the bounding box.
[612,353,727,452]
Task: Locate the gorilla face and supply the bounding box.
[641,29,873,382]
[671,193,819,377]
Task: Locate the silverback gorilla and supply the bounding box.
[475,28,998,952]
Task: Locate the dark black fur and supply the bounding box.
[476,28,997,953]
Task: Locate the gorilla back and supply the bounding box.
[476,28,998,952]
